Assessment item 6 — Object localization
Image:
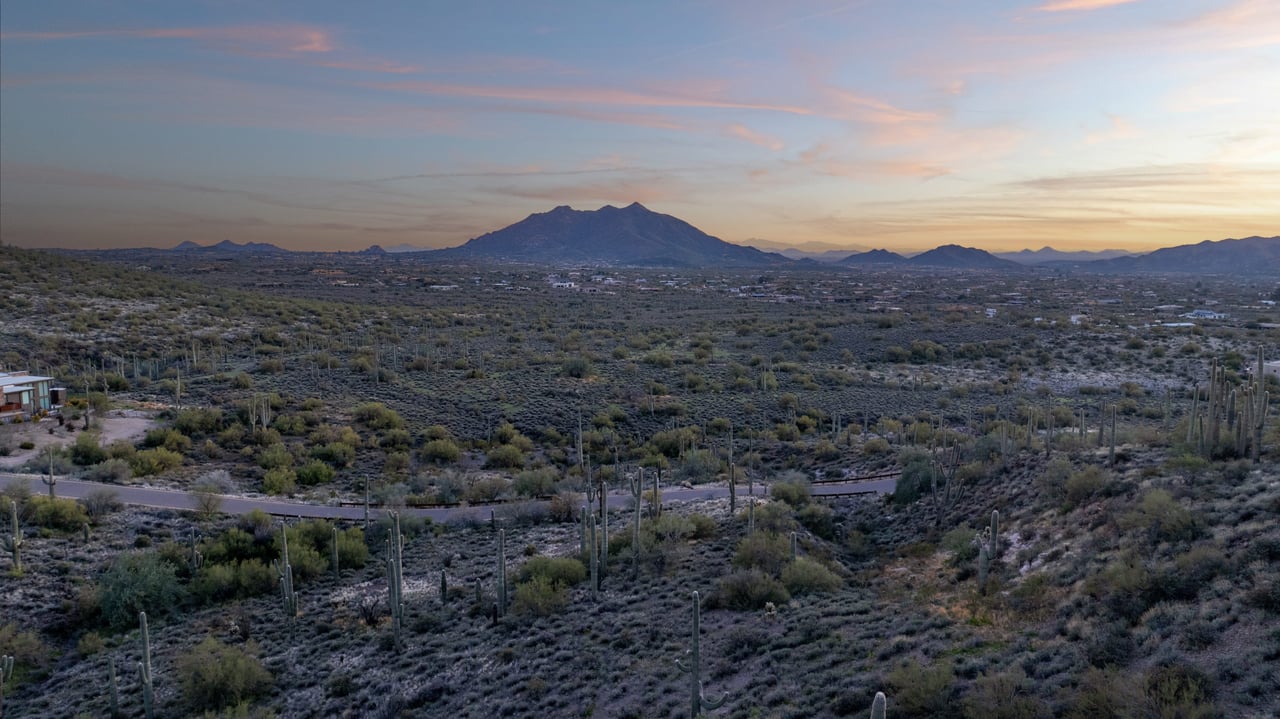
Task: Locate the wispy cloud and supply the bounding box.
[373,80,814,115]
[1084,114,1139,144]
[1,25,336,55]
[1035,0,1141,12]
[725,123,785,150]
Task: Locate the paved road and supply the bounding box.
[0,472,894,524]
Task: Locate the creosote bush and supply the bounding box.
[714,569,791,610]
[177,637,273,711]
[780,557,842,595]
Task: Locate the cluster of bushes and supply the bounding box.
[512,556,587,617]
[712,527,842,610]
[92,512,368,628]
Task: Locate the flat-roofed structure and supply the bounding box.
[1,371,58,420]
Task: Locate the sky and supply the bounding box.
[1,1,1278,254]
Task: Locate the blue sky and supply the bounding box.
[2,0,1277,252]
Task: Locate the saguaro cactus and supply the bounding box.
[274,526,298,621]
[988,510,1000,560]
[331,526,340,582]
[871,691,887,719]
[630,469,644,573]
[138,612,154,719]
[978,544,990,595]
[109,655,121,718]
[1,654,15,715]
[675,591,727,718]
[496,527,507,618]
[42,449,56,499]
[588,514,599,601]
[387,513,405,646]
[4,500,22,573]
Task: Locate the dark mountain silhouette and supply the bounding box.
[171,240,289,254]
[1080,236,1279,275]
[432,203,785,267]
[995,247,1134,264]
[838,249,908,265]
[905,244,1020,269]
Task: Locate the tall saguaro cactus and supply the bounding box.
[676,591,728,718]
[42,448,57,499]
[871,691,887,719]
[274,526,298,621]
[1,654,15,715]
[496,527,507,618]
[629,469,644,573]
[4,500,22,573]
[387,513,405,646]
[138,611,154,719]
[988,510,1000,560]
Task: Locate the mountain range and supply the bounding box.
[162,205,1279,275]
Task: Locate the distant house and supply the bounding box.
[1264,361,1280,380]
[1,371,61,420]
[1180,309,1227,320]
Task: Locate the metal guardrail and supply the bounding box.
[811,470,900,485]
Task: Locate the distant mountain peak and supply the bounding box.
[907,245,1020,269]
[434,203,785,267]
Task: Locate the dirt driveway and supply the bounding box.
[0,410,157,470]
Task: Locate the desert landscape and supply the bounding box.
[1,243,1277,718]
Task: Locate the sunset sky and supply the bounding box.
[2,1,1277,253]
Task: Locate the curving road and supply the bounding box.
[0,472,894,524]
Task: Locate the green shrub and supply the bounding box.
[512,468,558,497]
[962,666,1048,719]
[893,451,934,505]
[863,437,891,455]
[733,533,791,576]
[1064,466,1106,509]
[738,501,796,534]
[256,443,293,471]
[26,495,91,531]
[512,575,570,617]
[80,488,122,520]
[262,468,296,496]
[716,569,790,610]
[796,503,835,540]
[688,513,717,539]
[353,402,404,431]
[176,637,272,711]
[485,445,525,469]
[781,557,842,595]
[295,459,335,486]
[0,623,52,682]
[420,439,461,465]
[99,552,185,629]
[1121,489,1199,543]
[518,556,587,587]
[130,447,183,476]
[83,458,132,483]
[69,432,107,466]
[144,428,192,453]
[1144,664,1215,718]
[886,659,955,717]
[771,478,811,508]
[192,563,239,603]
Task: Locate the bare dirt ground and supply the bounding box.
[0,410,158,470]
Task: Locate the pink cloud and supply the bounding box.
[725,124,785,151]
[1035,0,1141,12]
[373,80,814,115]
